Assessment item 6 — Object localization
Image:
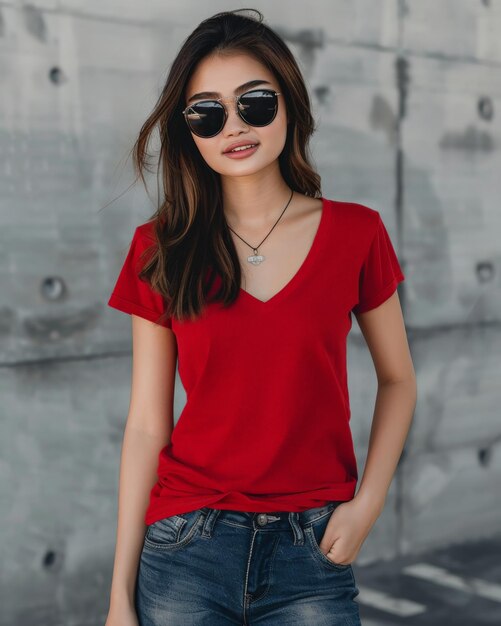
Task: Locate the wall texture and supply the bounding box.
[1,1,500,624]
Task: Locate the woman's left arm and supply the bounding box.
[319,289,417,565]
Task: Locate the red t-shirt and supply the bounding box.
[108,197,405,525]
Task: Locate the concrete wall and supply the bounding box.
[1,1,500,623]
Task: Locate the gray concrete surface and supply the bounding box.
[1,0,500,624]
[354,536,501,625]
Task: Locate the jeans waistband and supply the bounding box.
[199,500,345,533]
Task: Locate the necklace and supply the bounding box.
[226,188,294,265]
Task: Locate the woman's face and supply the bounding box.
[183,53,288,177]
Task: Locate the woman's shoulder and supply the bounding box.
[324,196,380,228]
[323,198,381,247]
[132,219,160,245]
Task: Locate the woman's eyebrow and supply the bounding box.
[187,79,272,104]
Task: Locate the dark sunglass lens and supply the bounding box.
[239,90,278,126]
[185,101,225,137]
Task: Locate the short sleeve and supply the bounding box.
[107,226,172,328]
[352,213,405,315]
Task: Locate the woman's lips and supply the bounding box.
[223,144,259,159]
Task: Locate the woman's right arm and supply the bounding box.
[105,315,178,625]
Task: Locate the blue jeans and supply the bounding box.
[135,500,361,625]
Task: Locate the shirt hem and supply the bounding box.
[144,484,358,525]
[107,293,171,327]
[353,272,405,315]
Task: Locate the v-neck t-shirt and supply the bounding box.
[108,197,405,525]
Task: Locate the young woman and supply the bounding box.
[105,9,417,626]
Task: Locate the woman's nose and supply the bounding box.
[223,102,248,133]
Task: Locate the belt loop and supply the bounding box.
[200,507,220,538]
[288,511,305,545]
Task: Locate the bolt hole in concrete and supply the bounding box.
[40,276,66,301]
[477,447,492,467]
[43,550,56,568]
[475,261,495,284]
[477,96,494,121]
[49,66,67,85]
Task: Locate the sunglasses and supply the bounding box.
[181,88,281,138]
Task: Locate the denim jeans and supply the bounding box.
[135,500,361,625]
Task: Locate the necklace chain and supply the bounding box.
[226,188,294,265]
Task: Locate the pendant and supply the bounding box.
[247,254,265,265]
[247,248,265,265]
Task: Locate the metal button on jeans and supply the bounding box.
[257,513,268,526]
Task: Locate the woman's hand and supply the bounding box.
[105,603,139,626]
[318,496,384,565]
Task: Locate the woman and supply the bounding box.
[105,8,417,626]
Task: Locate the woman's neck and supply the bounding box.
[221,180,293,227]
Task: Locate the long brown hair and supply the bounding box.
[133,8,321,324]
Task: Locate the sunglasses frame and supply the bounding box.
[181,88,282,138]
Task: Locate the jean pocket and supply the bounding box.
[143,509,204,551]
[304,511,352,571]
